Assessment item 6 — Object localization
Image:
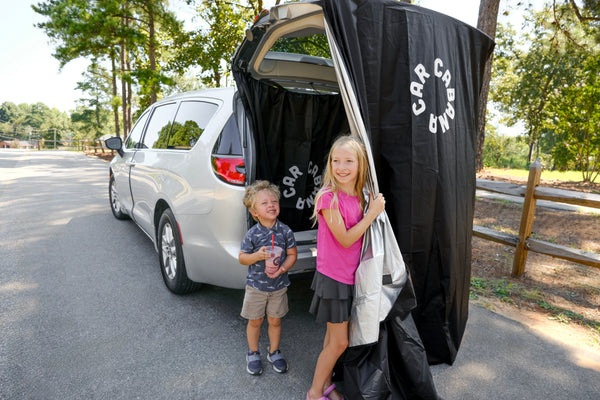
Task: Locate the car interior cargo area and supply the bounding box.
[233,4,350,234]
[244,79,348,233]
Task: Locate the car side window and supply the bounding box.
[141,103,178,149]
[124,111,150,149]
[167,101,219,150]
[212,115,242,156]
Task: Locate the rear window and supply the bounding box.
[212,115,242,156]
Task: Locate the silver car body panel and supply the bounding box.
[111,88,252,288]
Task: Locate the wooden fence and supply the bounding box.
[473,159,600,276]
[19,139,112,154]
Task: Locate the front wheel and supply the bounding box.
[109,176,129,220]
[157,209,199,294]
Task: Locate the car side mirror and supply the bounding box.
[105,137,124,157]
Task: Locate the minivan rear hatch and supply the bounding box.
[232,1,348,254]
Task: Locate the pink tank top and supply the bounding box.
[316,190,364,285]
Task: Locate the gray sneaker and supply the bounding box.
[246,351,262,375]
[267,349,288,373]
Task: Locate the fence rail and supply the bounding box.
[2,138,112,154]
[474,159,600,276]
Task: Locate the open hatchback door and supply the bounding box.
[233,0,494,384]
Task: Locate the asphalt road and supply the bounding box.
[1,150,599,400]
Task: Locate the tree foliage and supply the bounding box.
[0,101,75,146]
[490,3,600,182]
[475,0,501,171]
[482,128,529,169]
[170,1,251,87]
[33,0,184,138]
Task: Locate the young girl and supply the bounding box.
[307,135,386,400]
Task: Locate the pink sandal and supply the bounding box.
[306,392,329,400]
[323,384,344,400]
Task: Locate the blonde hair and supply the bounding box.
[311,135,369,225]
[243,180,281,221]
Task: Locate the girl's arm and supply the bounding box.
[322,193,385,248]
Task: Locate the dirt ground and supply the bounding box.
[90,151,600,350]
[473,170,600,351]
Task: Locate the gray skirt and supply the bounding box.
[309,271,353,324]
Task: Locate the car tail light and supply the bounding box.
[211,156,246,186]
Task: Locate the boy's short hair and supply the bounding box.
[243,180,281,216]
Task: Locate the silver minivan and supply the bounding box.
[106,2,349,293]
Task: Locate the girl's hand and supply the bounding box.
[368,192,386,218]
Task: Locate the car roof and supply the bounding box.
[155,87,235,105]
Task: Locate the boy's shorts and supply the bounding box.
[241,285,289,320]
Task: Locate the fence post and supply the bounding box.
[512,158,542,276]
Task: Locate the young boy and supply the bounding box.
[238,180,297,375]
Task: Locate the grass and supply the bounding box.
[483,168,590,183]
[470,277,600,344]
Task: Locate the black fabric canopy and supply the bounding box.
[236,79,348,232]
[321,0,494,366]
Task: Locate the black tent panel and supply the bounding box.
[322,0,494,365]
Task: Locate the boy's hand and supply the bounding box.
[256,246,271,261]
[238,246,272,266]
[265,268,282,279]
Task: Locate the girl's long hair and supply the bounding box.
[311,135,369,225]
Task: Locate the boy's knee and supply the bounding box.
[267,316,281,327]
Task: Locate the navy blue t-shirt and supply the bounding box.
[240,220,296,292]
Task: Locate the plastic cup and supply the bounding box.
[265,246,283,274]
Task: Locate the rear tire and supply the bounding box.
[157,208,199,294]
[109,176,129,220]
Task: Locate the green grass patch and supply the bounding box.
[470,278,517,300]
[484,168,590,183]
[471,277,600,341]
[521,288,543,301]
[490,198,516,206]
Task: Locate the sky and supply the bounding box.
[0,0,515,114]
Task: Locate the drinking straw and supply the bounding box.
[271,234,274,250]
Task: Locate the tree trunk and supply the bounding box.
[475,0,500,171]
[148,6,157,105]
[121,5,129,135]
[527,141,534,164]
[120,37,128,135]
[111,55,121,139]
[127,58,132,135]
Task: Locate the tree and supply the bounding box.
[491,4,600,181]
[171,1,250,87]
[33,0,185,138]
[554,0,600,44]
[545,44,600,181]
[490,13,575,164]
[483,128,530,169]
[71,62,114,139]
[475,0,501,171]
